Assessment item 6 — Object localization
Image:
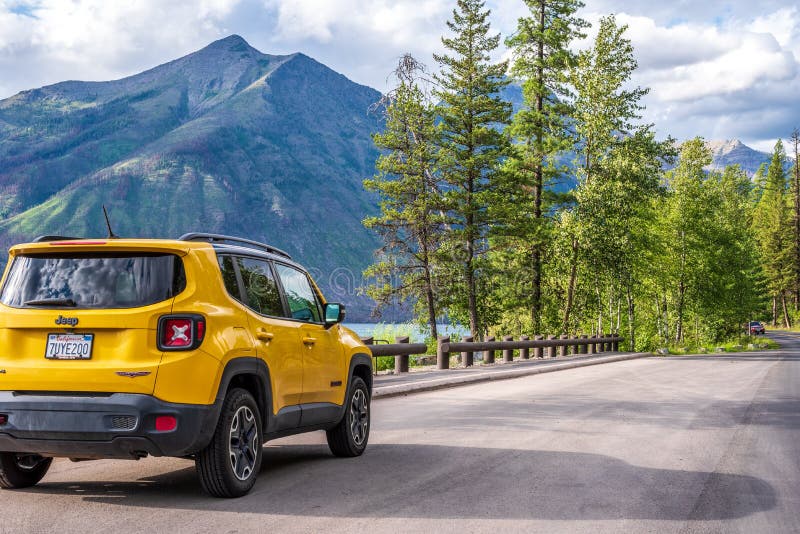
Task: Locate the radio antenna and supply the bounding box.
[102,205,118,239]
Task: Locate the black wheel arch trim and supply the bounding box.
[212,353,371,443]
[212,357,272,437]
[347,352,373,395]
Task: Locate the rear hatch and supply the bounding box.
[0,241,188,394]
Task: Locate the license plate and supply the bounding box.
[45,333,94,360]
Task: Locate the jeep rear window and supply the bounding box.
[0,253,186,309]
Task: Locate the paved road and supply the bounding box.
[2,333,799,533]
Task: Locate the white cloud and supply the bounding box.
[0,0,243,95]
[0,0,798,151]
[573,6,800,149]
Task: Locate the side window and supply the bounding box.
[217,255,243,302]
[274,264,322,323]
[238,258,284,317]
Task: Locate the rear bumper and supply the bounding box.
[0,392,220,459]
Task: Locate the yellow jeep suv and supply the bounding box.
[0,233,372,497]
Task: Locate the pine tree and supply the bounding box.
[753,140,793,327]
[363,55,444,339]
[498,0,588,332]
[434,0,511,338]
[790,128,800,309]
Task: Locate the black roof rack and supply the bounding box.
[33,235,83,242]
[179,233,292,260]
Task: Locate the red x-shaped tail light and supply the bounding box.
[158,315,205,351]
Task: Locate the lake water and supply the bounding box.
[343,323,469,340]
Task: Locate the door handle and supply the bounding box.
[256,329,274,342]
[302,337,317,346]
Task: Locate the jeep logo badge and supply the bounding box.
[55,315,79,327]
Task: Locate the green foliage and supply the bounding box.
[367,322,435,371]
[753,140,794,326]
[433,0,512,338]
[363,55,444,338]
[365,4,778,353]
[570,15,648,177]
[555,14,671,348]
[494,0,588,332]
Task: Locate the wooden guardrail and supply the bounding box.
[361,333,623,373]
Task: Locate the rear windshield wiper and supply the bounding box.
[23,298,77,307]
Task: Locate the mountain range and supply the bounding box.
[0,35,384,320]
[705,139,775,175]
[0,35,786,320]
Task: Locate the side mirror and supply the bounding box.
[324,302,345,328]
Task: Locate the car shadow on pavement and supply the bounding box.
[17,443,776,522]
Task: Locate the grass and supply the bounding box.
[655,335,778,355]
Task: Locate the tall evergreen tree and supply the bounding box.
[434,0,512,338]
[363,55,444,339]
[790,128,800,309]
[499,0,588,332]
[753,140,793,327]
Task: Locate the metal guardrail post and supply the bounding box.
[437,336,450,370]
[363,337,375,375]
[484,336,495,364]
[520,335,530,359]
[461,336,474,367]
[503,335,514,362]
[547,335,557,358]
[395,336,410,373]
[535,335,544,358]
[559,335,568,357]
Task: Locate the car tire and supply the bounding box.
[326,376,370,457]
[0,453,52,489]
[196,388,263,498]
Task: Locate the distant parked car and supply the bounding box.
[748,321,766,335]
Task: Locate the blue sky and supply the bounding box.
[1,0,798,152]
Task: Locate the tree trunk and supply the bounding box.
[422,260,438,341]
[675,279,685,344]
[626,283,635,351]
[529,1,546,332]
[562,237,579,334]
[675,232,686,344]
[782,292,792,329]
[596,283,603,336]
[772,296,778,327]
[655,295,662,342]
[794,132,800,310]
[466,172,479,339]
[531,245,542,332]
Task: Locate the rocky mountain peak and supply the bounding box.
[706,139,746,155]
